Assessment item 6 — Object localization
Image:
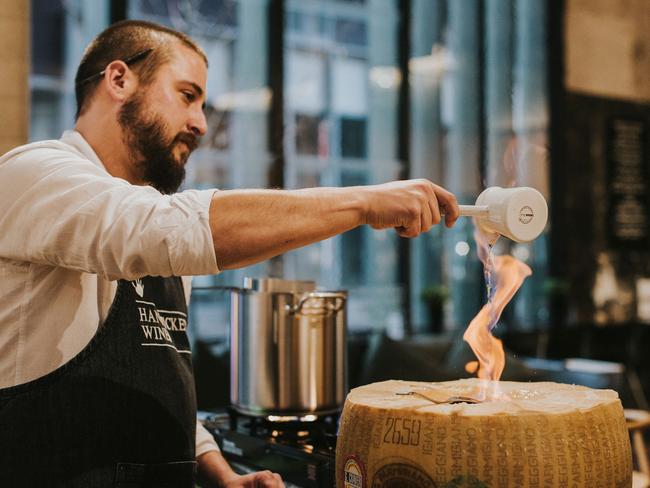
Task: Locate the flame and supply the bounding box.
[463,228,532,385]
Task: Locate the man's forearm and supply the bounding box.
[209,187,366,270]
[208,179,460,270]
[197,450,238,487]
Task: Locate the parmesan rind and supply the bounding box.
[336,379,633,488]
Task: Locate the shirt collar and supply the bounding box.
[60,130,107,171]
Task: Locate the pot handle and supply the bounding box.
[287,292,347,315]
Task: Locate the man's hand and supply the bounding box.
[197,451,284,487]
[221,470,284,487]
[360,179,459,237]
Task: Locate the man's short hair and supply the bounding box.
[74,19,207,119]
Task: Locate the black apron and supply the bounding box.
[0,276,197,487]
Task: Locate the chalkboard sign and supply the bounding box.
[607,117,648,247]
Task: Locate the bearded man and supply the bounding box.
[0,20,459,488]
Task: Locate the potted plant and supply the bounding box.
[543,277,570,327]
[421,285,450,333]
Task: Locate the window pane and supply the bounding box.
[30,1,110,140]
[31,0,64,77]
[284,0,403,333]
[340,171,367,286]
[137,0,170,16]
[409,0,550,333]
[295,114,324,156]
[129,0,273,339]
[340,117,367,158]
[509,0,550,329]
[335,18,366,46]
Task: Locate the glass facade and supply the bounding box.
[30,0,110,141]
[29,0,550,340]
[408,0,550,333]
[282,0,404,332]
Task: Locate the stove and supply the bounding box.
[200,409,337,488]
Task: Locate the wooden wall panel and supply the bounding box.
[565,0,650,102]
[0,0,30,154]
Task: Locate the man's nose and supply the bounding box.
[188,107,207,137]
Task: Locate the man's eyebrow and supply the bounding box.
[188,82,204,97]
[180,81,206,109]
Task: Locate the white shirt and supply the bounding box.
[0,130,220,456]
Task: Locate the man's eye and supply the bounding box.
[182,91,195,102]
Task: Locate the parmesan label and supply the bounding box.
[343,455,366,488]
[336,379,633,488]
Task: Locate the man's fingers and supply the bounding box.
[421,194,434,232]
[253,470,284,487]
[363,179,459,234]
[271,472,283,486]
[425,185,441,230]
[434,186,459,228]
[399,224,422,238]
[396,226,411,238]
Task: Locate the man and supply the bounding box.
[0,20,459,487]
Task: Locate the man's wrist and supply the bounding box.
[197,450,238,487]
[338,185,369,226]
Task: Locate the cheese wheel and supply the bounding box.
[336,379,632,488]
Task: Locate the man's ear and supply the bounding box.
[103,60,138,102]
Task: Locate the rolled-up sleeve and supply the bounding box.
[0,146,219,280]
[196,420,220,457]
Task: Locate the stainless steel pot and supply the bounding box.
[230,278,347,418]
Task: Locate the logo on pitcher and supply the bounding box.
[519,205,534,224]
[132,279,145,298]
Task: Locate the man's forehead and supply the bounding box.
[163,42,208,87]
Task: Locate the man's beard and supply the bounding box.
[118,93,199,194]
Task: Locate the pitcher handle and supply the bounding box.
[287,292,347,314]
